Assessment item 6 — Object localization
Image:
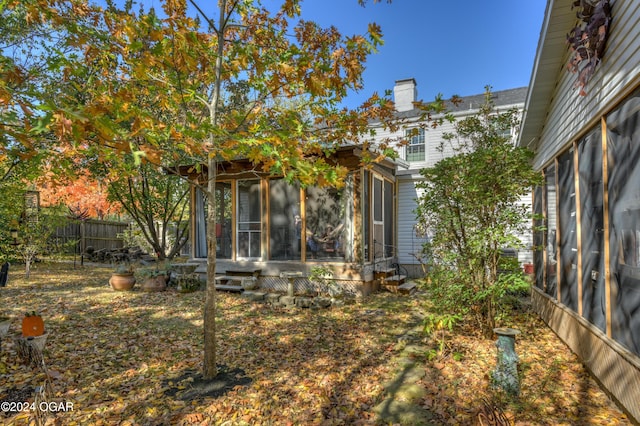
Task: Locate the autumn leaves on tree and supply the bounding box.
[2,0,405,379]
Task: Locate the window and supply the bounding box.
[363,171,370,261]
[558,149,578,311]
[606,88,640,355]
[194,188,207,258]
[305,174,354,261]
[269,179,301,260]
[384,180,394,257]
[237,180,261,258]
[216,182,232,259]
[578,127,605,332]
[533,185,544,290]
[405,128,425,162]
[193,183,232,259]
[372,175,393,258]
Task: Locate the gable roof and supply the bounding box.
[518,0,575,149]
[391,87,528,121]
[449,87,528,113]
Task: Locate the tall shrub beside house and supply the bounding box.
[416,87,541,338]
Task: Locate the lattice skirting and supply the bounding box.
[257,276,367,297]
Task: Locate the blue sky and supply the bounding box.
[109,0,548,108]
[293,0,548,108]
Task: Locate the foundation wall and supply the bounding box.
[532,288,640,424]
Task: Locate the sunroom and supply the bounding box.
[184,146,402,296]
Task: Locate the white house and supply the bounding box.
[375,79,529,277]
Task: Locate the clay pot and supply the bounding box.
[140,275,168,292]
[110,273,136,291]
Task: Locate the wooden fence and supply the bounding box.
[51,219,130,254]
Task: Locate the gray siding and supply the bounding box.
[533,0,640,169]
[397,178,427,267]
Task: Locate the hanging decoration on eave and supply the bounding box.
[566,0,612,96]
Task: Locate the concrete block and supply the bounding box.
[280,296,296,307]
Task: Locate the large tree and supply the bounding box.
[107,162,190,260]
[37,170,121,219]
[415,87,541,338]
[5,0,455,380]
[6,0,406,379]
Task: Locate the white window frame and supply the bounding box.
[405,127,425,162]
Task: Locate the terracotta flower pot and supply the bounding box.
[110,273,136,291]
[523,263,534,275]
[141,275,168,292]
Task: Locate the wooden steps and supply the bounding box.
[376,265,414,294]
[215,283,244,292]
[398,282,417,295]
[213,269,261,292]
[384,275,406,285]
[214,275,245,292]
[375,268,396,280]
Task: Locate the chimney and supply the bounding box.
[393,78,417,112]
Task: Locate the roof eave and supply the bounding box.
[518,0,575,150]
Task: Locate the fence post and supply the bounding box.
[80,220,86,265]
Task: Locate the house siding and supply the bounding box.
[397,176,427,277]
[520,0,640,422]
[533,0,640,170]
[381,86,528,276]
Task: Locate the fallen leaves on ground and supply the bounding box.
[0,262,632,425]
[417,300,632,425]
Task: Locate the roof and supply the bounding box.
[517,0,575,149]
[448,87,528,113]
[389,86,528,121]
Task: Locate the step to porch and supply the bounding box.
[381,276,417,295]
[375,267,397,279]
[214,275,245,292]
[215,284,244,292]
[383,275,406,286]
[398,282,417,295]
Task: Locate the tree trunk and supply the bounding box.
[25,258,31,279]
[203,159,218,378]
[203,0,227,380]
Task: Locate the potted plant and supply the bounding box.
[309,266,334,296]
[109,264,136,291]
[308,266,343,307]
[137,265,169,292]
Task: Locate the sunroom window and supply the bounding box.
[269,179,301,260]
[305,174,354,261]
[237,179,261,259]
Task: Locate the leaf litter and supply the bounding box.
[0,262,632,425]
